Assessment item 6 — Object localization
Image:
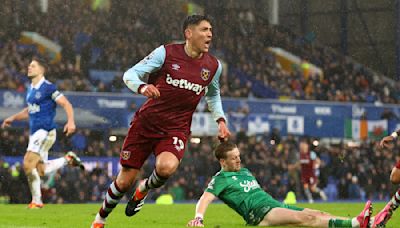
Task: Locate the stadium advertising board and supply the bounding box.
[4,156,119,177]
[1,90,400,138]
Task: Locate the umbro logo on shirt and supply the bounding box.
[172,64,180,71]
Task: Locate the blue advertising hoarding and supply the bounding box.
[1,89,400,138]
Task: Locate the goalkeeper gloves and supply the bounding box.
[187,217,204,227]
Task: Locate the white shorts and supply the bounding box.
[27,129,56,162]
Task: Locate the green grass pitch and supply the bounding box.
[0,202,398,227]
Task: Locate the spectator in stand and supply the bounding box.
[0,130,398,204]
[1,0,398,102]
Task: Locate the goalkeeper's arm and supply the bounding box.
[187,192,216,227]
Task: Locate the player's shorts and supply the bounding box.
[27,129,56,162]
[246,196,304,226]
[120,120,188,169]
[301,175,317,185]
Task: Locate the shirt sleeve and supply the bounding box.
[205,175,225,196]
[48,84,63,101]
[205,60,227,122]
[310,151,317,160]
[123,45,166,93]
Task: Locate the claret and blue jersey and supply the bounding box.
[26,77,63,135]
[123,43,226,135]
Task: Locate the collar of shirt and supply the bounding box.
[31,77,45,89]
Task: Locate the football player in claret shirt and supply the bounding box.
[299,138,327,203]
[1,57,84,209]
[187,142,372,228]
[91,15,231,227]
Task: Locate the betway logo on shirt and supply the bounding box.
[166,74,207,95]
[239,180,260,192]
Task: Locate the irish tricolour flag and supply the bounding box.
[345,119,388,140]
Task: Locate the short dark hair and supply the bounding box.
[182,15,212,37]
[214,142,237,160]
[299,137,310,145]
[32,56,49,72]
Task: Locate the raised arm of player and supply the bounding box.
[380,129,400,148]
[1,107,29,128]
[123,45,165,99]
[205,60,231,141]
[187,191,216,227]
[56,95,76,136]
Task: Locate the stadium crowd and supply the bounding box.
[0,127,398,204]
[0,0,399,102]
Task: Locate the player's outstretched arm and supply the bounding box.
[56,96,76,136]
[206,60,230,141]
[187,191,216,227]
[380,130,400,148]
[1,107,29,128]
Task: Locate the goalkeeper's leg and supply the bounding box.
[260,201,372,227]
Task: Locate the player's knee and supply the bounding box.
[297,213,317,225]
[115,178,132,192]
[155,152,179,177]
[37,168,45,177]
[23,160,35,174]
[390,170,400,184]
[156,162,178,177]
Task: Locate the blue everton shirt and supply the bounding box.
[26,77,63,134]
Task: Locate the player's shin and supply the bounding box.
[315,187,328,201]
[27,168,42,204]
[305,188,313,203]
[390,189,400,211]
[96,181,126,220]
[328,219,353,228]
[44,157,67,175]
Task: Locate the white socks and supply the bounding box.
[28,168,42,204]
[351,217,358,227]
[44,157,67,175]
[319,190,328,201]
[27,157,67,203]
[391,190,400,209]
[95,213,106,224]
[305,188,313,203]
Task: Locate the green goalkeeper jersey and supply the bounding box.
[205,168,273,224]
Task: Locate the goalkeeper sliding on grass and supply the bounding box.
[187,142,372,227]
